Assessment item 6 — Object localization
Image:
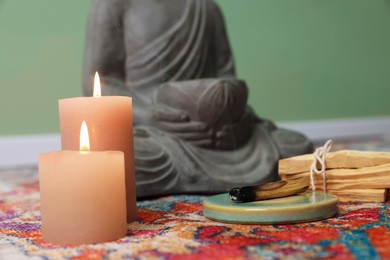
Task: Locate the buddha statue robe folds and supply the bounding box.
[83,0,313,198]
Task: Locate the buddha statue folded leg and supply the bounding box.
[134,123,283,198]
[133,127,180,198]
[134,127,312,198]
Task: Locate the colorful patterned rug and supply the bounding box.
[0,166,389,259]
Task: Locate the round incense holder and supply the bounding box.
[203,191,338,224]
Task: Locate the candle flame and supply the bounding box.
[93,72,101,98]
[80,121,90,152]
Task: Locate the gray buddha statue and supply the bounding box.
[83,0,313,198]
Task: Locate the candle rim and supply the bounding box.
[39,150,125,156]
[58,96,132,102]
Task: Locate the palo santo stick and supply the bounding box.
[229,177,309,202]
[281,175,390,190]
[279,150,390,174]
[280,162,390,179]
[325,189,387,203]
[281,173,390,188]
[303,176,390,189]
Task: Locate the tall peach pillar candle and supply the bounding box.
[59,72,136,222]
[39,122,127,244]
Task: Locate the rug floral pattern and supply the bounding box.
[0,167,389,259]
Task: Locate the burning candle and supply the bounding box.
[58,72,136,222]
[39,121,127,245]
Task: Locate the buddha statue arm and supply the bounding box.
[211,1,236,77]
[82,0,127,96]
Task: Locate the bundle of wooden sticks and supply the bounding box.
[278,150,390,202]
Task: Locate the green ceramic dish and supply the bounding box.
[203,191,339,224]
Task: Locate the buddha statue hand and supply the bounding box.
[155,78,250,150]
[136,103,213,148]
[215,106,257,150]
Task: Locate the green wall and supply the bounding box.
[1,0,389,135]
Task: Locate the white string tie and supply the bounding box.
[310,140,332,193]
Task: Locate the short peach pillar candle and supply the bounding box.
[39,122,127,245]
[58,72,136,222]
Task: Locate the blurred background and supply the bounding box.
[1,0,390,165]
